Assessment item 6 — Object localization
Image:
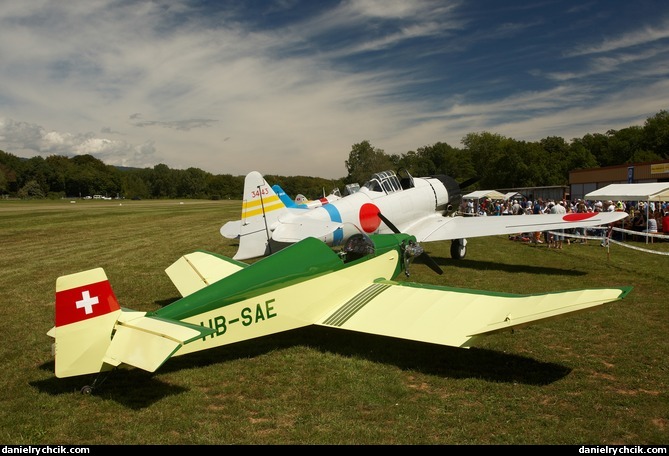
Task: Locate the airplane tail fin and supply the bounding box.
[49,268,123,378]
[234,171,288,260]
[272,184,302,208]
[49,268,214,378]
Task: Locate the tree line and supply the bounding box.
[1,110,667,201]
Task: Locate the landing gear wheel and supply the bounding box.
[80,385,93,395]
[78,369,114,395]
[450,239,467,260]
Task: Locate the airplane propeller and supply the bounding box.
[433,174,480,216]
[377,211,443,276]
[377,211,401,234]
[458,176,480,190]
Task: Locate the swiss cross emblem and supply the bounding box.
[56,278,120,327]
[76,290,99,314]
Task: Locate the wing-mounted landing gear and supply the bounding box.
[450,239,467,260]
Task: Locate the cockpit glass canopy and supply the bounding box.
[362,170,403,194]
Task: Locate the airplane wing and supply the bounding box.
[315,279,631,348]
[411,212,627,243]
[165,250,248,297]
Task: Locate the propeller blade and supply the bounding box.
[419,252,443,275]
[377,211,401,234]
[379,211,443,275]
[459,176,480,189]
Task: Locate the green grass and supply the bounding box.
[1,199,667,445]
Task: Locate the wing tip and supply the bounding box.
[617,286,634,299]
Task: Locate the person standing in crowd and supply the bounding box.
[611,201,627,241]
[493,200,502,216]
[550,200,567,249]
[532,198,544,243]
[631,207,647,241]
[545,201,555,246]
[645,208,659,243]
[574,199,588,244]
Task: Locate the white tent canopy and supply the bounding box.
[463,190,507,200]
[584,183,669,202]
[504,191,523,201]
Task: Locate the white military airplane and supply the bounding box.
[222,169,628,261]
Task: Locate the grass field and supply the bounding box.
[1,199,667,445]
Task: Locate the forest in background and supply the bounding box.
[1,110,667,201]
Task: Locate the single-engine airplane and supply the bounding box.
[48,227,631,393]
[223,169,629,260]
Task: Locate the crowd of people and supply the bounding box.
[462,196,669,246]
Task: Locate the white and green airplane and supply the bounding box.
[48,229,631,394]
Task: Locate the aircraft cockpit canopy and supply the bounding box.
[344,183,360,195]
[363,170,403,194]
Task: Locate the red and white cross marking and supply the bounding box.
[76,290,99,315]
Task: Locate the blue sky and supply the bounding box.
[1,0,668,179]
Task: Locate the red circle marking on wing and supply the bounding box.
[359,203,381,233]
[564,212,597,222]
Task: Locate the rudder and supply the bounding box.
[50,268,121,378]
[234,171,288,260]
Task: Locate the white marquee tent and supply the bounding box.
[463,190,507,200]
[504,191,523,201]
[462,190,507,216]
[585,183,669,237]
[584,183,669,202]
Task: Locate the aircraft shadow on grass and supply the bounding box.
[155,325,574,385]
[31,362,187,409]
[428,257,587,277]
[34,325,571,409]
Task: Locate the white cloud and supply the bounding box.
[0,1,667,179]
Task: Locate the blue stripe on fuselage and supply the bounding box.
[322,204,344,244]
